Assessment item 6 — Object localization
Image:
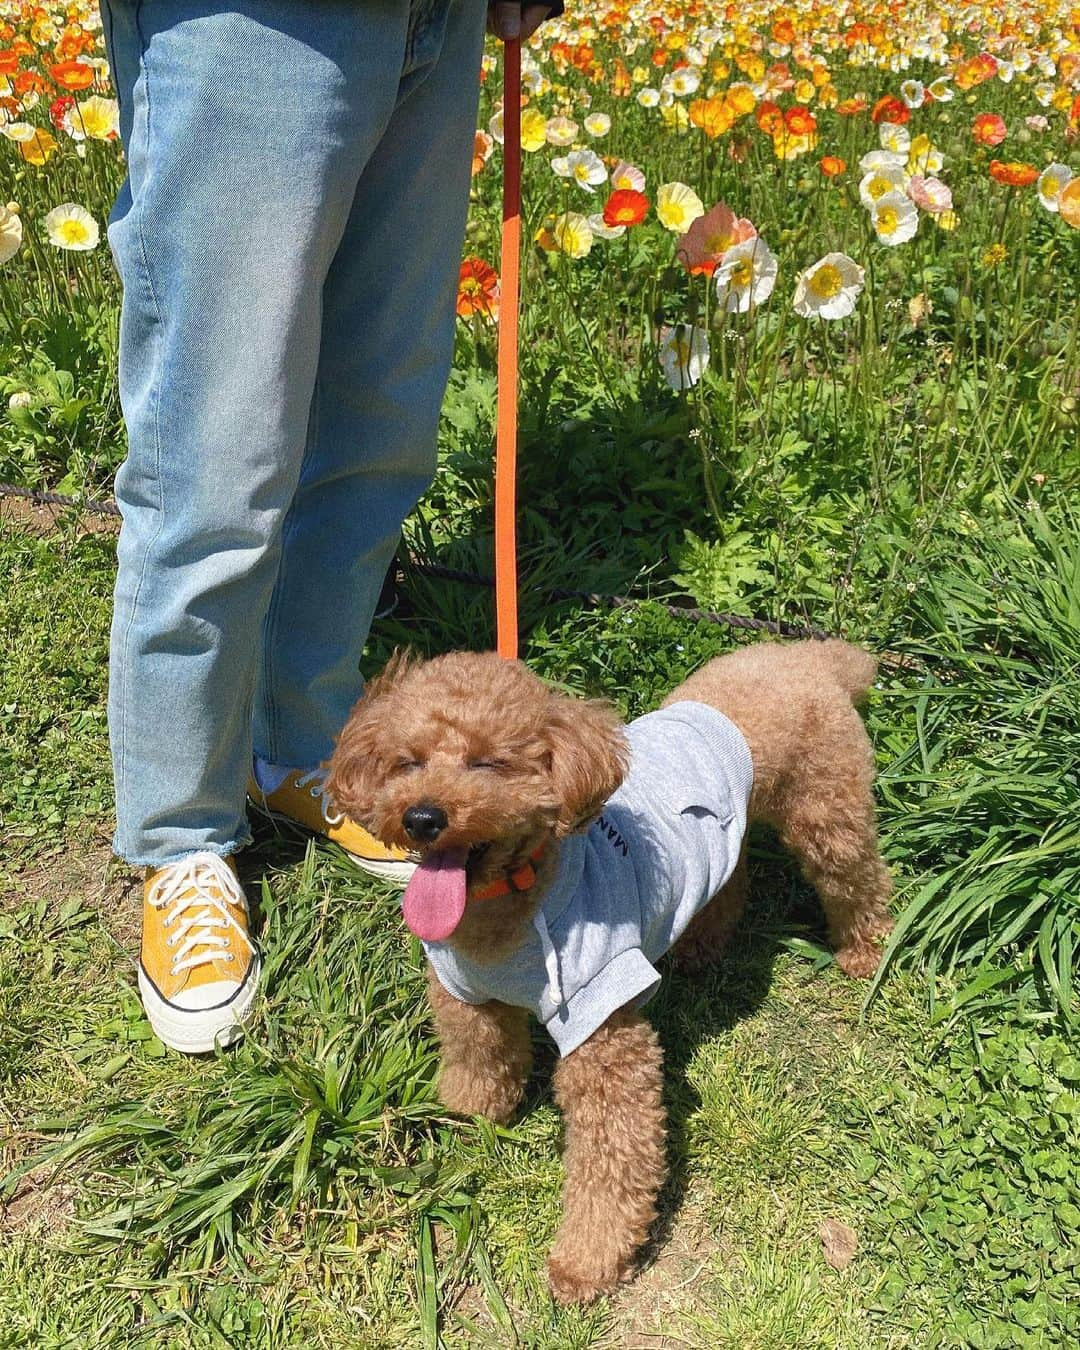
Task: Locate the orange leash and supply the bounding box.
[495,37,521,661]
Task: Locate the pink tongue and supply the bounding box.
[402,849,469,941]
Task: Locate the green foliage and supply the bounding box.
[672,526,773,613]
[872,508,1080,1024]
[0,526,115,848]
[858,1018,1080,1348]
[0,303,124,491]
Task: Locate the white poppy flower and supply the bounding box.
[714,237,779,313]
[793,253,865,320]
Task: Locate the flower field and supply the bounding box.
[3,1,1080,1346]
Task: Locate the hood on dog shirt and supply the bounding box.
[422,701,753,1057]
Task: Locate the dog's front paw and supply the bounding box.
[438,1065,522,1124]
[546,1253,626,1305]
[546,1229,636,1306]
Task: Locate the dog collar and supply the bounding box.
[470,844,548,901]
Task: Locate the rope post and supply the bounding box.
[494,36,521,661]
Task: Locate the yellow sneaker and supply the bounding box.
[138,852,260,1054]
[248,767,416,885]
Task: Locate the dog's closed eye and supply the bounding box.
[467,758,509,772]
[393,756,425,773]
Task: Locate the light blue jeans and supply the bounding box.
[101,0,487,865]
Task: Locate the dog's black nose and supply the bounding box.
[402,803,449,843]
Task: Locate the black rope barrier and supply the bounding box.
[1,480,833,642]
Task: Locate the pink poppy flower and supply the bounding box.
[676,201,757,277]
[908,176,953,214]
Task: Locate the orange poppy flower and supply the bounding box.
[689,96,735,139]
[0,48,18,77]
[457,257,499,320]
[972,113,1007,146]
[1059,179,1080,228]
[602,189,649,227]
[19,128,58,165]
[13,71,49,97]
[954,57,984,90]
[48,59,94,91]
[471,129,493,176]
[820,155,846,177]
[989,160,1038,187]
[755,99,783,135]
[55,30,94,61]
[836,96,868,116]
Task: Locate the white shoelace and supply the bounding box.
[147,853,255,976]
[293,768,344,826]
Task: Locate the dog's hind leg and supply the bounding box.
[774,788,893,978]
[547,1008,666,1304]
[672,843,748,971]
[428,968,532,1123]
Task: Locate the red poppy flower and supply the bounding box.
[602,189,649,227]
[784,106,817,136]
[871,94,909,125]
[819,155,847,177]
[50,94,75,129]
[972,112,1007,146]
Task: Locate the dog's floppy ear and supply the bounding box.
[542,691,628,836]
[325,648,421,824]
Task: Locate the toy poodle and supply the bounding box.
[326,639,893,1304]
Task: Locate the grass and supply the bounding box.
[869,506,1080,1024]
[3,521,1079,1348]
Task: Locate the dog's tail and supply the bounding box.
[808,639,878,702]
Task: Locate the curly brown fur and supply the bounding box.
[327,640,893,1302]
[326,651,626,961]
[663,639,893,976]
[547,1009,666,1303]
[427,968,531,1123]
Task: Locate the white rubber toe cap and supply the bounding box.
[138,956,261,1055]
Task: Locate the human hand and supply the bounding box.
[486,1,559,44]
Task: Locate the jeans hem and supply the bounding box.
[112,831,254,870]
